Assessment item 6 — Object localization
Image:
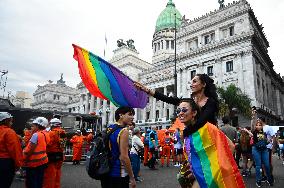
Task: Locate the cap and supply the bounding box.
[0,112,13,121]
[133,127,140,134]
[32,117,48,127]
[50,118,62,126]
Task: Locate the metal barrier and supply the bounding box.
[64,141,89,161]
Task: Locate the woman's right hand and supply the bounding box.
[134,81,154,96]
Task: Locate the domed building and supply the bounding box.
[63,0,283,130]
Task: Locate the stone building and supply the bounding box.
[10,91,33,108]
[35,0,284,129]
[31,75,79,111]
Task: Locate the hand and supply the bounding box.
[129,177,136,188]
[134,81,152,95]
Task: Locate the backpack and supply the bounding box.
[86,125,119,180]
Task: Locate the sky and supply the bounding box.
[0,0,283,97]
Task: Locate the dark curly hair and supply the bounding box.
[194,74,218,102]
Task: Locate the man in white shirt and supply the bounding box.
[258,117,275,181]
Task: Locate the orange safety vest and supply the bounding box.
[23,131,49,167]
[47,127,66,153]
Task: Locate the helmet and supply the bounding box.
[50,118,62,126]
[76,130,81,134]
[0,112,13,121]
[32,117,48,127]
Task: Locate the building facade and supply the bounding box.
[33,0,284,129]
[10,91,33,108]
[31,75,79,112]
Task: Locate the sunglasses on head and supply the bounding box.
[176,108,189,114]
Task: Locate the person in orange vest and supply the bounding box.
[85,129,93,153]
[143,129,151,166]
[23,127,32,148]
[0,112,23,188]
[43,118,66,188]
[23,117,50,188]
[161,130,174,167]
[70,130,85,165]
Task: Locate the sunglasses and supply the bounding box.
[176,108,189,114]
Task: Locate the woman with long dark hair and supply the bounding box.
[176,99,244,188]
[135,73,219,135]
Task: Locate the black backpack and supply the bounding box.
[86,125,119,180]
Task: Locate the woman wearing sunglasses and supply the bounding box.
[135,73,218,134]
[176,99,243,188]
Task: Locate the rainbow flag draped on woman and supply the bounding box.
[72,44,148,108]
[185,122,245,188]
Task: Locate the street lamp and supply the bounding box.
[98,109,103,131]
[174,13,177,98]
[105,106,111,128]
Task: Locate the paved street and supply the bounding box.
[12,156,284,188]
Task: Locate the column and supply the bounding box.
[90,95,95,113]
[96,97,101,112]
[159,101,163,119]
[142,108,146,120]
[109,103,114,124]
[79,94,84,113]
[85,93,89,114]
[163,86,167,118]
[134,108,138,122]
[177,70,181,97]
[102,100,107,127]
[182,69,187,98]
[152,97,156,120]
[149,97,153,120]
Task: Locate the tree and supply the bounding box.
[217,84,251,119]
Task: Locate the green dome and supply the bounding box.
[155,0,182,32]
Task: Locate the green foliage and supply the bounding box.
[217,84,251,117]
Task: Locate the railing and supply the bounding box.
[64,141,90,161]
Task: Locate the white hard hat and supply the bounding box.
[0,112,13,121]
[76,130,81,133]
[32,117,48,127]
[50,118,62,126]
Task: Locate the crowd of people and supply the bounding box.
[0,73,283,188]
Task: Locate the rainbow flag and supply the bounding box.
[72,44,148,108]
[184,123,245,188]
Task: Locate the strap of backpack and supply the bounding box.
[107,124,120,137]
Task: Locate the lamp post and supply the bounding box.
[105,106,110,128]
[174,13,177,98]
[98,109,103,131]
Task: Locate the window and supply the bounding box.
[146,111,150,120]
[154,43,157,52]
[53,94,56,100]
[204,35,210,44]
[191,70,196,79]
[158,42,160,50]
[229,26,234,36]
[171,40,174,49]
[156,110,159,119]
[226,61,233,72]
[166,40,169,49]
[69,96,72,101]
[207,66,213,76]
[204,32,215,45]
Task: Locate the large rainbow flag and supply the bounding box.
[72,44,148,108]
[184,122,245,188]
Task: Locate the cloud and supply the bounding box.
[0,0,283,98]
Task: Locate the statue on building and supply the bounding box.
[126,39,136,50]
[117,39,126,47]
[181,15,189,25]
[57,73,66,85]
[218,0,225,9]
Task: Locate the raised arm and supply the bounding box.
[134,81,180,105]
